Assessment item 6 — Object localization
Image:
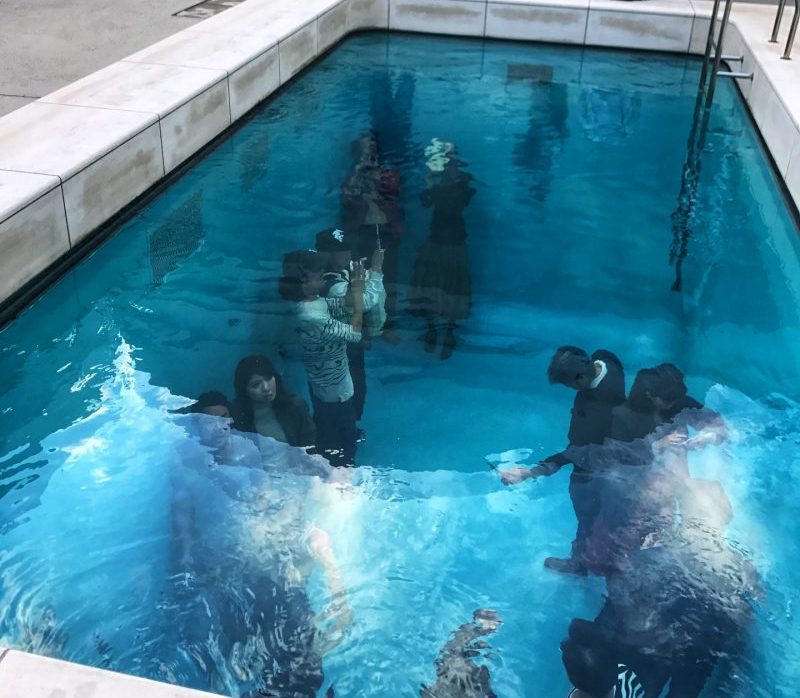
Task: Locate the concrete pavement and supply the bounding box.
[0,0,206,116]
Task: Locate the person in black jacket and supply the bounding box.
[230,355,316,449]
[499,346,626,575]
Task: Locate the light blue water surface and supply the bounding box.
[1,32,800,696]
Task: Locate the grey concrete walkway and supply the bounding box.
[0,0,207,116]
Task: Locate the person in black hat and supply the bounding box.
[315,228,386,437]
[278,249,366,467]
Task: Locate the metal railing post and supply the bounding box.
[772,0,788,42]
[783,0,800,58]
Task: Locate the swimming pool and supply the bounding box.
[1,30,800,696]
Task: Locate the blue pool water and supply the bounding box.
[1,31,800,697]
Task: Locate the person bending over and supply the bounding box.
[499,346,626,575]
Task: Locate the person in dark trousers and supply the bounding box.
[499,346,626,575]
[278,250,366,467]
[230,355,316,449]
[315,227,386,437]
[420,609,501,698]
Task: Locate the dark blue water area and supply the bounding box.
[1,31,800,697]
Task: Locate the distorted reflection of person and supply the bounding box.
[315,227,387,439]
[408,139,475,359]
[230,355,316,450]
[580,88,641,146]
[561,479,758,698]
[278,249,367,467]
[341,131,404,341]
[170,395,352,697]
[579,364,728,577]
[420,609,502,698]
[498,346,626,576]
[512,65,569,210]
[178,390,261,469]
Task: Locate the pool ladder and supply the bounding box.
[771,0,800,59]
[669,0,752,292]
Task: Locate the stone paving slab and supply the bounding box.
[0,649,225,698]
[0,0,204,118]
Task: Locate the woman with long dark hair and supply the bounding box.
[230,355,315,449]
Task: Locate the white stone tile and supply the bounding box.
[491,0,587,7]
[279,21,319,85]
[747,69,796,174]
[160,80,231,173]
[590,0,694,18]
[0,184,69,304]
[229,47,280,121]
[689,0,714,19]
[783,130,800,209]
[390,0,487,37]
[0,170,61,221]
[0,102,158,180]
[486,2,588,44]
[124,26,279,74]
[689,16,710,55]
[319,1,350,54]
[185,0,336,41]
[585,9,693,51]
[39,61,227,119]
[62,122,164,243]
[0,650,224,698]
[348,0,389,29]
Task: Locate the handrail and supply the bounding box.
[770,0,800,59]
[771,0,787,42]
[784,0,800,59]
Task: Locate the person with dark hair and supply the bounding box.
[315,227,386,432]
[340,130,404,339]
[278,249,366,467]
[420,609,501,698]
[498,346,626,575]
[408,140,475,360]
[181,390,261,469]
[230,355,315,449]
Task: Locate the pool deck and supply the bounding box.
[0,0,205,119]
[0,646,224,698]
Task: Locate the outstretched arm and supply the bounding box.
[498,451,570,485]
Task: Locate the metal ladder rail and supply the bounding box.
[771,0,800,59]
[669,0,752,292]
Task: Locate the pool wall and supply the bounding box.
[0,0,798,317]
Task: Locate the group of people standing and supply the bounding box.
[274,132,474,467]
[497,347,758,697]
[168,132,758,697]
